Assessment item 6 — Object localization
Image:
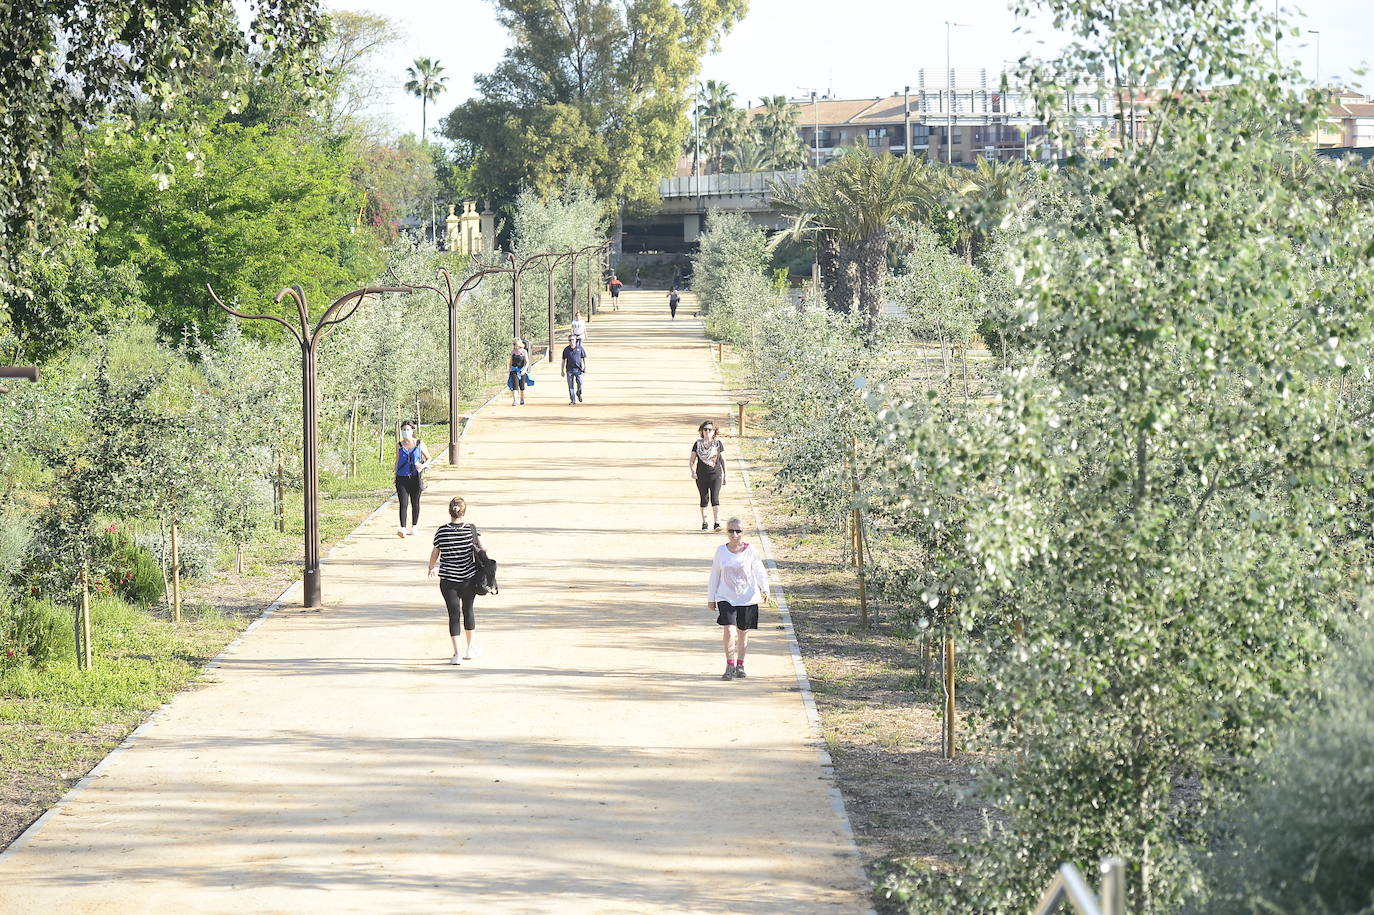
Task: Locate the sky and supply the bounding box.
[324,0,1374,138]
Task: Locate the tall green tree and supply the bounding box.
[441,0,747,216]
[697,80,747,174]
[84,120,382,341]
[772,149,927,322]
[0,0,326,330]
[405,57,449,140]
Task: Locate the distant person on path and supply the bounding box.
[508,339,529,406]
[633,267,642,288]
[561,333,587,405]
[608,275,622,310]
[427,496,488,665]
[689,419,727,531]
[667,288,680,319]
[707,516,769,680]
[570,311,587,346]
[394,420,432,538]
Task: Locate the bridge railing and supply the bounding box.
[659,169,805,199]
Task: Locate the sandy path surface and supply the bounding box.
[0,291,869,914]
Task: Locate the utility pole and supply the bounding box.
[945,22,970,165]
[904,85,911,158]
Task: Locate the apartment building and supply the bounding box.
[754,68,1142,165]
[1325,90,1374,148]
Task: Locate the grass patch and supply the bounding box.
[0,401,497,850]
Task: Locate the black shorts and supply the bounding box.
[610,288,620,298]
[715,600,759,630]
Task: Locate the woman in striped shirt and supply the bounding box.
[427,496,488,665]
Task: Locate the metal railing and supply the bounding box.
[1032,858,1126,915]
[658,170,805,199]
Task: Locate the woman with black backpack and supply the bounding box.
[427,496,489,665]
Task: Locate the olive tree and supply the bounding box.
[872,0,1374,910]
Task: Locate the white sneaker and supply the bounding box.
[450,653,462,665]
[406,526,415,537]
[463,646,483,660]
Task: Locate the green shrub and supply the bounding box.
[1,598,71,670]
[1196,620,1374,914]
[97,527,164,604]
[133,529,217,581]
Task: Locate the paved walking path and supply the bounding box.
[0,291,869,913]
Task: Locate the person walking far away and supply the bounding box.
[395,420,432,538]
[607,274,622,310]
[707,517,769,680]
[428,496,489,665]
[689,419,727,531]
[561,333,587,405]
[570,311,587,346]
[667,287,680,319]
[508,339,529,406]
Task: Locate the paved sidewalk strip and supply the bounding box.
[0,291,870,913]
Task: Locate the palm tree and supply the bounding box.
[697,81,745,174]
[726,130,770,172]
[772,149,928,324]
[755,95,806,170]
[405,57,449,140]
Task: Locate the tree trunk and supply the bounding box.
[856,228,889,325]
[77,565,93,670]
[378,400,387,467]
[273,454,285,532]
[833,240,862,315]
[170,514,182,623]
[817,230,843,312]
[348,396,359,478]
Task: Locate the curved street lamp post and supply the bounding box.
[400,263,508,464]
[208,282,412,609]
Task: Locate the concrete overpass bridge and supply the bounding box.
[621,170,804,256]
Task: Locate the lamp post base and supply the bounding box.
[303,569,322,609]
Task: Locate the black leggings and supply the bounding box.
[696,467,722,507]
[396,474,421,526]
[440,578,477,635]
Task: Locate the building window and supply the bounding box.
[817,129,834,148]
[867,127,888,146]
[911,124,931,140]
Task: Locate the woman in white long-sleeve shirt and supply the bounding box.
[707,516,770,680]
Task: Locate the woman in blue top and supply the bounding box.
[395,420,432,537]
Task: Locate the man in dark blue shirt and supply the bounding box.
[560,334,588,404]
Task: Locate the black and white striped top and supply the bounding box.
[433,522,480,582]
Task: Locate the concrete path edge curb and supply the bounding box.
[706,328,874,910]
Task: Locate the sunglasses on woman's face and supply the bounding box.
[726,529,742,534]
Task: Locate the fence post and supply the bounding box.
[943,631,957,757]
[736,400,749,439]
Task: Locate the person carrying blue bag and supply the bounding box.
[394,420,432,537]
[507,339,534,405]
